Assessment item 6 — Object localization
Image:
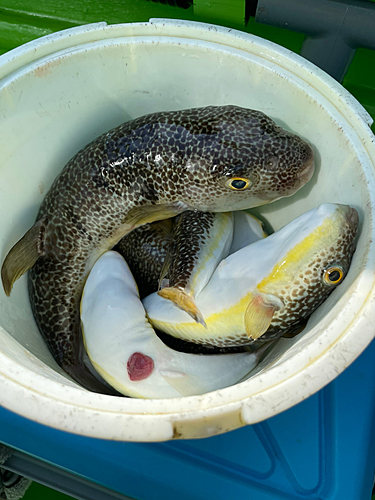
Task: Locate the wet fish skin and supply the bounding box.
[155,327,266,354]
[144,204,358,347]
[117,209,264,319]
[116,210,233,320]
[248,206,358,343]
[157,210,233,325]
[2,105,314,392]
[81,251,272,398]
[115,218,174,299]
[160,211,232,291]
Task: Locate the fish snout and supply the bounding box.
[337,205,359,229]
[345,206,359,227]
[297,146,315,185]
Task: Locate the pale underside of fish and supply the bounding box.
[143,204,358,348]
[81,251,273,398]
[1,105,314,393]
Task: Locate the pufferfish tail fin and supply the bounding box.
[1,217,46,296]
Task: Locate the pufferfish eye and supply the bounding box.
[226,177,252,191]
[323,264,345,286]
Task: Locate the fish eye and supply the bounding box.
[323,264,345,286]
[226,177,251,191]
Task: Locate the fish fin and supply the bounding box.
[157,287,207,327]
[125,203,186,229]
[244,293,284,340]
[282,318,308,338]
[158,247,172,290]
[159,369,201,396]
[154,217,175,237]
[1,218,47,296]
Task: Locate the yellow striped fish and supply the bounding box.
[143,204,358,347]
[81,251,271,398]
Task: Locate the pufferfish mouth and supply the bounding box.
[297,145,315,185]
[298,158,315,185]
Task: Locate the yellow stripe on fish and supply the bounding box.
[257,214,340,292]
[1,105,314,392]
[117,209,266,328]
[81,251,272,399]
[187,213,234,294]
[143,204,358,347]
[158,211,234,325]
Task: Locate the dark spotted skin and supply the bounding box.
[256,212,359,343]
[115,218,175,299]
[115,211,217,298]
[162,211,217,293]
[155,328,261,354]
[174,208,359,348]
[26,105,314,392]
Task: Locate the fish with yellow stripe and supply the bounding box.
[157,210,234,326]
[116,209,266,326]
[143,203,358,347]
[80,251,274,398]
[1,105,314,393]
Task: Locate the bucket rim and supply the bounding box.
[0,19,375,441]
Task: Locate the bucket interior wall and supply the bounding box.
[0,24,374,436]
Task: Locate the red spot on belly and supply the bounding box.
[127,352,154,381]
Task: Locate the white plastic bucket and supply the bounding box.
[0,19,375,441]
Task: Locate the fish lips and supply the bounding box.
[297,155,315,186]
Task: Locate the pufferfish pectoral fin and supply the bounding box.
[1,217,46,296]
[244,292,284,340]
[157,287,207,328]
[125,203,187,229]
[158,246,172,290]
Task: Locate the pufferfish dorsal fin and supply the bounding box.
[1,217,46,296]
[244,292,284,340]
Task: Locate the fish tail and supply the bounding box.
[1,217,47,296]
[157,287,207,327]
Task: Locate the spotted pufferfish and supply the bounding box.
[1,105,314,393]
[143,203,358,347]
[80,251,274,399]
[117,209,268,355]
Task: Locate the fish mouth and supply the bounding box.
[297,152,315,186]
[341,205,359,228]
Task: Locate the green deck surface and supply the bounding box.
[1,1,374,499]
[24,481,73,499]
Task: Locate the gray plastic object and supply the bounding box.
[3,450,132,500]
[255,0,375,82]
